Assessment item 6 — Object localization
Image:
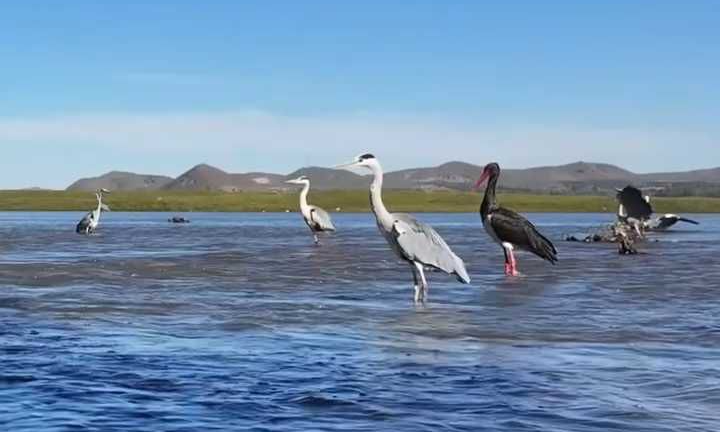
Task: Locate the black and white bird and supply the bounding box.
[616,186,699,232]
[336,154,469,303]
[76,189,110,235]
[647,214,700,231]
[615,185,652,237]
[475,163,557,276]
[285,175,335,244]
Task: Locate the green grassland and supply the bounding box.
[2,190,720,213]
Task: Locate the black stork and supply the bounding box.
[474,162,558,276]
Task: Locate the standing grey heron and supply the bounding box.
[336,154,470,303]
[76,188,111,234]
[475,163,557,276]
[285,175,336,244]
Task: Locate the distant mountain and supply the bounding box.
[65,161,720,196]
[385,161,483,190]
[163,164,285,191]
[284,166,367,190]
[67,171,173,191]
[640,167,720,183]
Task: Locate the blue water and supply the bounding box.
[1,212,719,431]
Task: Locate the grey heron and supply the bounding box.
[475,163,557,276]
[285,175,336,244]
[76,188,111,234]
[336,154,470,303]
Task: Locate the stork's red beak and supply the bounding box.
[474,169,490,190]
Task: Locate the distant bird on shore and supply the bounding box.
[76,189,110,235]
[285,176,335,244]
[336,154,469,303]
[475,163,557,276]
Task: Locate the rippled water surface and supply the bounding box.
[1,212,719,431]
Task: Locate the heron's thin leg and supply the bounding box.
[414,261,428,303]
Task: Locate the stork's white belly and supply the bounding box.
[483,214,502,245]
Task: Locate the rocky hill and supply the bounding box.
[66,161,720,196]
[67,171,173,191]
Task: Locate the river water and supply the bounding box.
[0,212,718,431]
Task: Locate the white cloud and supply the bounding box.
[0,111,715,174]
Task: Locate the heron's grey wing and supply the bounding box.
[76,212,92,233]
[616,186,652,220]
[309,206,335,231]
[391,213,470,283]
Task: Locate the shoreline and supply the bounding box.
[1,190,720,213]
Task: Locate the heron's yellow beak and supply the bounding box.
[334,161,357,169]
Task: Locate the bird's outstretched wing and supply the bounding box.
[391,213,470,283]
[76,212,93,234]
[648,214,700,230]
[309,206,336,231]
[490,207,558,264]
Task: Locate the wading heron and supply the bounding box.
[76,188,110,235]
[285,175,336,244]
[335,154,470,303]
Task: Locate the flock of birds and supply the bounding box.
[74,153,698,304]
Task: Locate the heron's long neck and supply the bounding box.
[480,174,498,217]
[299,182,310,211]
[369,164,392,228]
[96,195,103,214]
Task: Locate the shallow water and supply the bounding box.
[1,211,718,431]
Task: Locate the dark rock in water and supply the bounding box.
[168,216,191,224]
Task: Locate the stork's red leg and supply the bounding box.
[503,247,512,275]
[509,249,519,276]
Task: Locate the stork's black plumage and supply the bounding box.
[475,163,557,275]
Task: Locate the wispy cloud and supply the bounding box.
[0,111,715,174]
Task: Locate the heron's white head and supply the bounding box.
[285,175,310,185]
[335,153,379,171]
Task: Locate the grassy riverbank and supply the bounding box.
[1,190,720,213]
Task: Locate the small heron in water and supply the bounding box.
[76,189,111,235]
[475,163,557,276]
[335,154,469,303]
[285,175,335,244]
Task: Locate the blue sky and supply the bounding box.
[0,0,717,188]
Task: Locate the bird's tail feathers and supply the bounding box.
[453,255,471,284]
[535,232,559,265]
